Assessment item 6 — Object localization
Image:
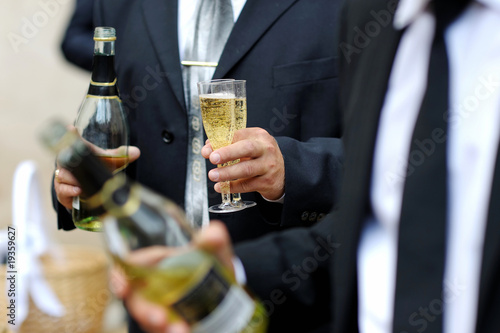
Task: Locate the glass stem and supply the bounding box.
[217,163,232,206]
[221,181,231,206]
[227,159,241,205]
[232,192,242,203]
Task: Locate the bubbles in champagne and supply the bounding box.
[199,94,236,150]
[234,98,247,131]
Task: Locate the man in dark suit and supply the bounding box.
[54,0,343,243]
[118,0,500,332]
[56,2,343,332]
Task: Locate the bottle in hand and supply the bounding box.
[40,120,268,333]
[72,26,129,232]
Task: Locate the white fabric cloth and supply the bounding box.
[358,1,500,332]
[10,161,65,330]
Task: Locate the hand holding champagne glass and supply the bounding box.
[197,80,240,213]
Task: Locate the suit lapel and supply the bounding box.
[475,142,500,332]
[339,16,404,241]
[141,0,298,103]
[333,2,403,331]
[213,0,298,78]
[142,0,186,110]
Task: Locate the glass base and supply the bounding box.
[231,200,257,209]
[208,201,257,214]
[208,203,245,214]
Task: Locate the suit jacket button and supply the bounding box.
[301,211,309,221]
[317,213,325,222]
[162,130,174,144]
[309,212,317,222]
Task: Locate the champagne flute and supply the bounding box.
[197,80,241,213]
[230,80,257,209]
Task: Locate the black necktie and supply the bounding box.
[392,1,470,332]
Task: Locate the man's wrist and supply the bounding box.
[261,192,285,204]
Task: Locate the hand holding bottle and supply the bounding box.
[54,145,141,210]
[201,127,286,201]
[42,120,268,333]
[111,221,234,333]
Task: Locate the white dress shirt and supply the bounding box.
[178,0,247,61]
[358,1,500,332]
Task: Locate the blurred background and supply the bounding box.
[1,0,127,331]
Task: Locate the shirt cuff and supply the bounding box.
[261,192,285,204]
[232,256,247,286]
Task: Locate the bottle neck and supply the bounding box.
[89,40,119,96]
[94,39,115,56]
[42,121,192,246]
[58,135,114,198]
[55,130,135,216]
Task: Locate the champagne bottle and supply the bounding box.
[73,26,129,232]
[40,120,268,333]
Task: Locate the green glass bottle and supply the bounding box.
[40,120,268,333]
[72,27,129,232]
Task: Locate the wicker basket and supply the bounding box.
[0,245,111,333]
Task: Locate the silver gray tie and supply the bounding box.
[182,0,234,228]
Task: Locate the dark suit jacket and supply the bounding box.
[61,0,94,71]
[236,0,500,332]
[55,0,344,244]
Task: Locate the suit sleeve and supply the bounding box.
[60,0,94,71]
[234,214,337,332]
[51,172,76,231]
[264,136,343,228]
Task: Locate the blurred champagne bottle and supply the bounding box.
[40,120,268,333]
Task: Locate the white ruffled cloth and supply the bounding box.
[6,160,65,330]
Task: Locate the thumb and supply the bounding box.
[128,146,141,163]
